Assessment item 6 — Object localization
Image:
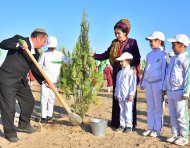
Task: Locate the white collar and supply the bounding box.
[159,46,164,51]
[29,38,35,54]
[121,65,131,74]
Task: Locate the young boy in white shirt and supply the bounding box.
[38,36,70,123]
[162,34,190,146]
[114,52,137,133]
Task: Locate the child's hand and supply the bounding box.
[140,85,145,90]
[182,96,189,100]
[162,90,167,96]
[128,95,133,102]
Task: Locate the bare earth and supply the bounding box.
[0,81,190,148]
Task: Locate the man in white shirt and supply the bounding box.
[38,36,70,123]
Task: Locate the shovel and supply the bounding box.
[18,39,82,126]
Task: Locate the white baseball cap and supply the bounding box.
[116,52,133,61]
[167,34,190,47]
[47,36,58,48]
[146,31,165,41]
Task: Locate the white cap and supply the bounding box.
[47,36,58,48]
[167,34,190,47]
[116,52,133,61]
[146,31,165,41]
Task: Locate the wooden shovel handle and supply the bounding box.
[19,39,72,114]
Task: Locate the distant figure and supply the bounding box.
[28,70,35,87]
[98,61,105,74]
[95,60,100,72]
[103,63,113,92]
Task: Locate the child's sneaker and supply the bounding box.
[124,127,132,133]
[115,126,125,132]
[167,134,178,143]
[174,136,188,146]
[40,118,48,123]
[47,116,54,122]
[142,129,152,136]
[150,130,161,137]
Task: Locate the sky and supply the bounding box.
[1,0,190,64]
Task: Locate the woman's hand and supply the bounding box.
[162,90,167,96]
[89,50,96,57]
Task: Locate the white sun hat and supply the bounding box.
[146,31,165,41]
[47,36,58,48]
[167,34,190,47]
[116,52,133,61]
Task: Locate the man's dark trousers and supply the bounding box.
[0,81,35,138]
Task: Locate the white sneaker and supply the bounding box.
[108,87,110,93]
[115,126,125,132]
[167,134,178,143]
[150,130,161,137]
[174,136,188,146]
[142,129,152,136]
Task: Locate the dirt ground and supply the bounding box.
[0,81,190,148]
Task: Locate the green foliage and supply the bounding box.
[59,11,103,119]
[140,59,146,74]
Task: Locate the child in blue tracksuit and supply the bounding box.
[114,52,137,133]
[140,31,167,137]
[162,34,190,146]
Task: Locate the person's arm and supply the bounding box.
[94,47,110,61]
[182,56,190,99]
[111,69,113,75]
[160,53,167,91]
[129,70,137,99]
[114,72,120,98]
[0,35,25,50]
[130,39,141,67]
[161,58,171,96]
[140,56,148,90]
[110,67,113,75]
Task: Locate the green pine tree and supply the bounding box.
[59,11,102,119]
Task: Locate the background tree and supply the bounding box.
[59,11,102,119]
